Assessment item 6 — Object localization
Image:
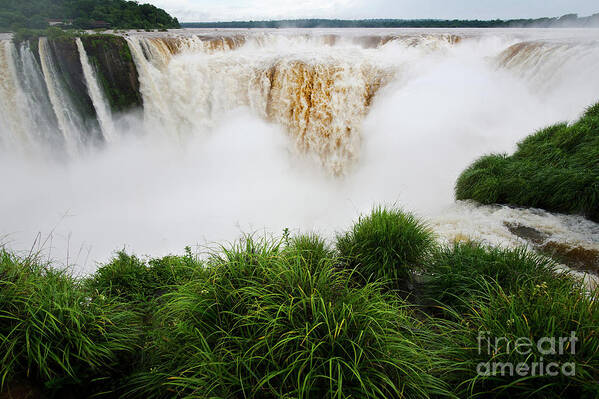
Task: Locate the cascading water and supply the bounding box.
[1,29,599,279]
[0,40,34,152]
[15,42,62,152]
[38,37,84,156]
[76,38,116,143]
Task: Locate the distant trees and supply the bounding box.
[181,14,599,29]
[0,0,180,32]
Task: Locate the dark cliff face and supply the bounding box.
[80,35,142,113]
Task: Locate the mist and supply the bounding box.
[1,29,599,274]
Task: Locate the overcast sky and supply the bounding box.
[144,0,599,22]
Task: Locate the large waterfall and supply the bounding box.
[1,29,599,276]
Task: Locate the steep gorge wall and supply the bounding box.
[46,37,100,140]
[80,35,142,112]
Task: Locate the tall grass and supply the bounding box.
[422,242,599,398]
[1,205,597,398]
[337,207,435,288]
[456,102,599,221]
[449,280,599,398]
[0,249,140,396]
[128,236,449,399]
[424,242,570,310]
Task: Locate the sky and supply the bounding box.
[143,0,599,22]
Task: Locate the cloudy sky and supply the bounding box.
[144,0,598,22]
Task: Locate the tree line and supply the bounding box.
[0,0,180,31]
[182,14,599,29]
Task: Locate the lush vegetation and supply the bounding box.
[0,0,180,32]
[456,103,599,222]
[1,206,598,398]
[182,13,599,29]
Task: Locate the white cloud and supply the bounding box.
[144,0,598,22]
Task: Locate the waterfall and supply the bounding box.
[125,34,395,173]
[2,31,599,168]
[38,37,83,156]
[2,30,599,270]
[0,40,34,152]
[16,42,62,151]
[76,38,116,143]
[125,36,178,138]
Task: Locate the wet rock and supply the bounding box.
[541,241,599,274]
[80,35,142,113]
[47,38,97,121]
[504,222,599,274]
[504,222,548,245]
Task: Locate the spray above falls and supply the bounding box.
[2,30,599,171]
[1,29,599,270]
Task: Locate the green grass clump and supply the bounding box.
[425,242,569,309]
[423,242,599,398]
[86,248,198,302]
[449,280,599,398]
[337,207,435,288]
[282,233,336,273]
[456,102,599,221]
[0,249,140,396]
[129,236,448,399]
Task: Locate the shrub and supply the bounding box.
[336,207,435,288]
[0,249,140,396]
[455,102,599,221]
[129,237,448,398]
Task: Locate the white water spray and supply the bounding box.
[0,29,598,277]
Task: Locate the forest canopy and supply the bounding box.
[0,0,180,31]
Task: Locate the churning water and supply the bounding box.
[1,28,598,276]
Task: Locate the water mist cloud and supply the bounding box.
[2,30,599,274]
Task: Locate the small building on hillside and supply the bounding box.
[48,19,73,27]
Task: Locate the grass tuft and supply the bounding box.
[0,249,141,396]
[336,206,436,288]
[128,236,448,399]
[424,241,571,309]
[451,280,599,398]
[86,249,199,302]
